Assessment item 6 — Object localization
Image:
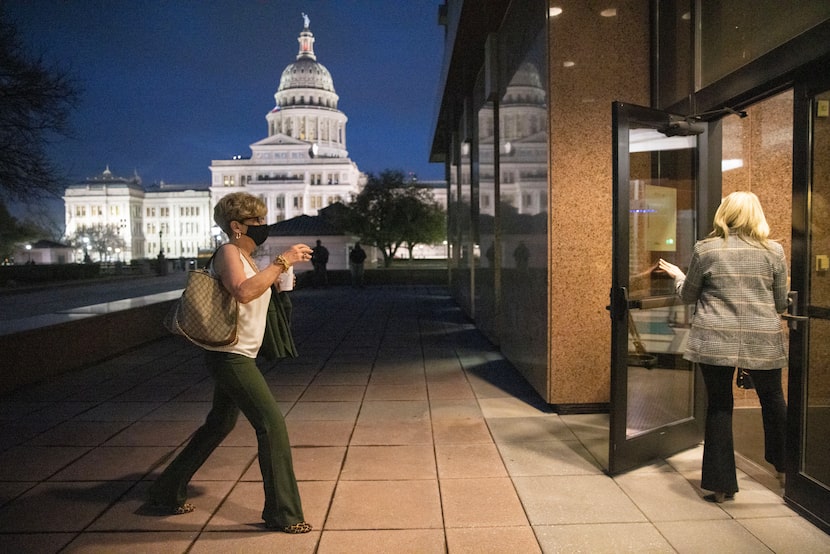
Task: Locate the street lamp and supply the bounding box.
[82,237,90,263]
[25,244,32,264]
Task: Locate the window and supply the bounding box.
[293,196,304,209]
[223,175,235,186]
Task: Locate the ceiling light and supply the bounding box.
[550,7,563,17]
[563,61,575,68]
[600,8,617,17]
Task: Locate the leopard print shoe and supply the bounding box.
[273,521,312,534]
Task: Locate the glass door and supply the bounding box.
[608,102,707,474]
[786,77,830,534]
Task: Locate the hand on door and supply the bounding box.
[658,259,686,280]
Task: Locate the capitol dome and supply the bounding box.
[278,57,335,93]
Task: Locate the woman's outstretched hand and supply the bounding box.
[282,244,313,266]
[658,258,685,280]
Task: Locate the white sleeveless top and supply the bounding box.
[205,248,270,359]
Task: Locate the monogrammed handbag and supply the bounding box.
[164,253,238,348]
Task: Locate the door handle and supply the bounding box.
[782,291,808,331]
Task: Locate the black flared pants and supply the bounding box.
[699,364,787,494]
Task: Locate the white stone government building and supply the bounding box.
[62,16,367,264]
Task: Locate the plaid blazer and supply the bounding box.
[675,234,789,369]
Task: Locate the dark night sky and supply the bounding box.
[5,0,446,208]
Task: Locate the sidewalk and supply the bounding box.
[1,285,827,553]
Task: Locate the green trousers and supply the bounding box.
[148,351,304,528]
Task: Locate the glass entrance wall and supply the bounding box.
[805,88,830,487]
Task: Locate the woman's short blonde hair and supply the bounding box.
[710,191,771,246]
[213,193,267,235]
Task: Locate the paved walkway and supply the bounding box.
[1,285,828,553]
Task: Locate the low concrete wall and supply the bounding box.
[0,299,176,395]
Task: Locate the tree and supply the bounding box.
[0,12,80,202]
[67,224,126,263]
[0,199,45,261]
[344,170,446,267]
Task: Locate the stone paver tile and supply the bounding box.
[49,446,173,481]
[740,515,830,552]
[534,522,674,553]
[513,475,646,526]
[364,383,428,401]
[656,519,771,553]
[61,531,198,553]
[317,530,445,554]
[357,400,430,422]
[326,480,442,529]
[312,372,370,387]
[0,533,75,553]
[189,530,319,553]
[428,399,481,420]
[487,415,578,443]
[0,445,90,481]
[103,421,197,447]
[341,445,436,480]
[446,526,542,554]
[73,402,162,422]
[26,421,129,446]
[432,418,492,444]
[436,443,506,478]
[440,477,527,528]
[0,481,134,532]
[614,471,731,522]
[350,420,433,445]
[287,420,355,447]
[286,401,361,422]
[497,440,602,476]
[300,385,366,402]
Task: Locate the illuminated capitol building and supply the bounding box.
[63,15,367,263]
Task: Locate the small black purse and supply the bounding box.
[736,368,754,390]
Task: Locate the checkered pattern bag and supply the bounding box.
[164,263,238,348]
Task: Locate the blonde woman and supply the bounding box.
[659,191,788,503]
[148,192,314,533]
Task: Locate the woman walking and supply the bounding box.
[659,191,788,503]
[148,192,314,533]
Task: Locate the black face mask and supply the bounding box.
[244,224,269,246]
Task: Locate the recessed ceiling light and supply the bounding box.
[600,8,617,17]
[550,7,563,17]
[563,61,575,68]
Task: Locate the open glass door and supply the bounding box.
[608,102,707,474]
[786,77,830,533]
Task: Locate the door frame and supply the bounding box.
[785,69,830,534]
[608,101,712,475]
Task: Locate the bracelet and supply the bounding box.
[274,255,292,271]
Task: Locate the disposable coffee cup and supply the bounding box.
[278,265,294,291]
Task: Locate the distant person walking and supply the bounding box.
[349,242,367,287]
[311,239,329,287]
[658,191,788,504]
[147,192,314,534]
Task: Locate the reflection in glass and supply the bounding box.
[625,126,696,437]
[495,30,549,383]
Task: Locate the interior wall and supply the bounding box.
[546,1,650,405]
